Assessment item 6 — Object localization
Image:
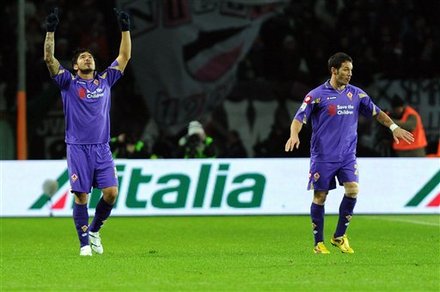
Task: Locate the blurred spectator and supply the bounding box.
[221,130,248,158]
[151,131,177,159]
[110,133,149,159]
[389,95,428,157]
[178,121,217,158]
[254,124,290,158]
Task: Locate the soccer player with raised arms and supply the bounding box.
[43,7,131,256]
[285,52,414,254]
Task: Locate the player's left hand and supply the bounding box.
[392,127,414,144]
[45,8,59,32]
[114,8,130,31]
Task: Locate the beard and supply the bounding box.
[78,68,94,75]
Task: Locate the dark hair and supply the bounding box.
[391,95,405,108]
[328,52,353,73]
[71,48,95,71]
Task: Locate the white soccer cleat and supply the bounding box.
[89,231,104,254]
[80,245,92,256]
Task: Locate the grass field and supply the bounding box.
[1,215,439,291]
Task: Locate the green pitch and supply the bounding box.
[1,215,439,291]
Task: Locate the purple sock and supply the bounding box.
[89,198,114,232]
[311,203,325,245]
[73,203,89,247]
[334,196,357,238]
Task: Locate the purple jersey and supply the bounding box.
[294,80,381,162]
[52,60,123,144]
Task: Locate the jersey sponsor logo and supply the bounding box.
[327,96,337,100]
[329,104,354,116]
[336,104,354,115]
[87,88,104,98]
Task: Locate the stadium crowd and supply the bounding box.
[1,0,438,159]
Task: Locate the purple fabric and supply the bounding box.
[73,202,89,247]
[294,80,381,162]
[89,198,114,232]
[334,196,357,238]
[311,203,325,245]
[67,144,117,193]
[307,159,359,191]
[52,60,123,144]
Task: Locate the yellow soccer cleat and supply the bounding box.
[313,242,330,254]
[331,234,354,253]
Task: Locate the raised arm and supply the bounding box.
[114,9,132,72]
[43,8,60,76]
[44,32,60,76]
[375,110,414,145]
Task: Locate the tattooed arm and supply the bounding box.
[43,32,60,76]
[43,9,60,76]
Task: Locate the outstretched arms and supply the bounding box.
[114,8,132,72]
[375,110,414,145]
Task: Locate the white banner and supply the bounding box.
[1,158,439,217]
[116,0,286,133]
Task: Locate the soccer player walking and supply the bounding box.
[43,8,131,256]
[285,52,414,254]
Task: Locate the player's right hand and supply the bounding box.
[45,8,59,32]
[285,136,300,152]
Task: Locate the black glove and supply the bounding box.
[45,8,59,32]
[114,8,130,31]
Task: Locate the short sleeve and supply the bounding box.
[52,65,73,89]
[294,94,316,124]
[98,60,123,87]
[358,90,381,117]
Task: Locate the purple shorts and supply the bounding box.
[307,159,359,191]
[66,143,118,193]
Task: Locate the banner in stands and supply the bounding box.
[1,158,439,217]
[115,0,287,134]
